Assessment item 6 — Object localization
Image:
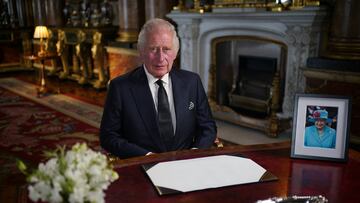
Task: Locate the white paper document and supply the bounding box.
[144,155,275,194]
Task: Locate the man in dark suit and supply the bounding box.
[100,18,217,159]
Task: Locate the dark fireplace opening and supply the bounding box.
[228,55,277,117]
[216,54,278,118]
[236,55,276,99]
[214,38,286,120]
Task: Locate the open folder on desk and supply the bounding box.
[142,155,278,195]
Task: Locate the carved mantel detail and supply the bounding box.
[168,7,328,136]
[168,7,328,118]
[177,20,200,71]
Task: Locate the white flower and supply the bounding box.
[28,185,41,202]
[49,186,63,203]
[19,143,119,203]
[87,189,105,203]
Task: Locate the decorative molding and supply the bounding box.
[168,7,328,117]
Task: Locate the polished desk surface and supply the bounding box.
[108,142,360,203]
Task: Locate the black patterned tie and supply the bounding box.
[156,80,174,149]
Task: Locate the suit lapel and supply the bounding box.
[130,67,166,151]
[170,70,187,138]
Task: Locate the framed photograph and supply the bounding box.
[291,94,352,162]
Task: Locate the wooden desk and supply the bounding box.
[8,143,359,203]
[107,142,360,203]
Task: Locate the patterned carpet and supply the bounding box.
[0,78,104,186]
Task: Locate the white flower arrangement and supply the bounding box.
[17,143,119,203]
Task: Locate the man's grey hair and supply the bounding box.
[137,18,180,54]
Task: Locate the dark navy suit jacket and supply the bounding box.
[100,66,217,159]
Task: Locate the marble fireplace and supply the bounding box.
[167,7,328,136]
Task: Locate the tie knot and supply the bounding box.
[156,79,163,87]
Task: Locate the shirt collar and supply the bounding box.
[143,65,170,85]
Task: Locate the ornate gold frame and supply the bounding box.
[173,0,320,13]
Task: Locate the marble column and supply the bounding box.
[44,0,64,26]
[325,0,360,60]
[117,0,145,42]
[32,0,46,25]
[145,0,174,21]
[15,0,34,27]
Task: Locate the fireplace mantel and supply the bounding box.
[167,7,328,118]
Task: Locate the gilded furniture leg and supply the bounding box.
[49,59,57,75]
[59,48,70,79]
[76,43,89,85]
[57,30,70,79]
[46,29,57,75]
[267,71,281,137]
[92,32,107,89]
[75,30,89,85]
[72,50,80,75]
[86,50,93,79]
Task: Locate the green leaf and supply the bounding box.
[16,159,28,175]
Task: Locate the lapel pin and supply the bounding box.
[189,101,194,110]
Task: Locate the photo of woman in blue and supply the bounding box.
[304,106,337,149]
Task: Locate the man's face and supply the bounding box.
[140,28,177,79]
[315,119,326,130]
